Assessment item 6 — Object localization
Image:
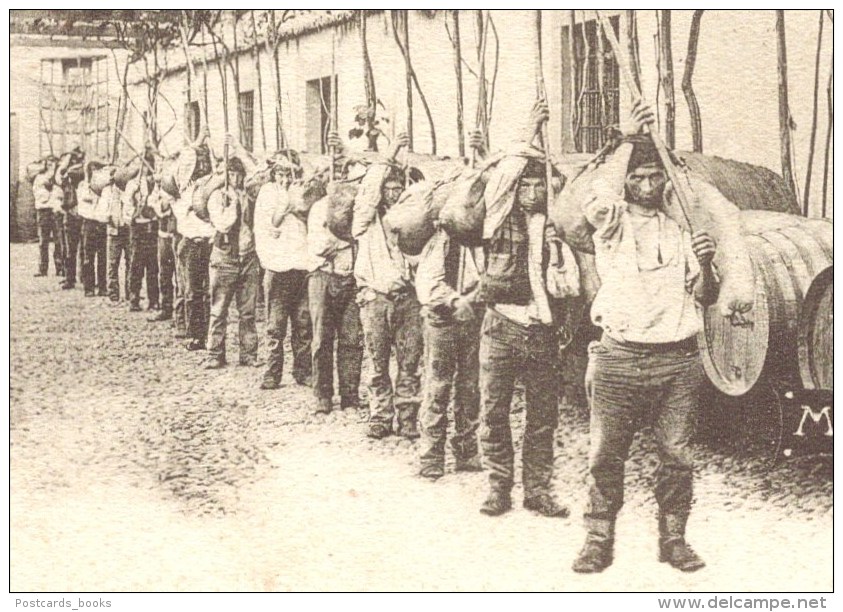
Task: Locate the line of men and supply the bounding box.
[30,99,718,574]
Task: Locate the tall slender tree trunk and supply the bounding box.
[658,10,675,149]
[391,10,436,154]
[776,10,798,201]
[804,10,824,213]
[682,10,704,153]
[231,13,246,143]
[451,10,465,157]
[251,11,267,151]
[267,11,286,150]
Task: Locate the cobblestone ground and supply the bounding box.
[10,243,832,592]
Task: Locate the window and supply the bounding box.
[305,75,336,154]
[40,56,110,157]
[185,100,201,141]
[238,90,255,152]
[563,16,620,153]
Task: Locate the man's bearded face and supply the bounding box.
[625,162,666,207]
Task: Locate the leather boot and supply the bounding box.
[396,406,420,439]
[572,518,615,573]
[659,514,706,572]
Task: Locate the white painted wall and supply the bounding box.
[123,9,832,217]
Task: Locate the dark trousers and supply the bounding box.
[173,234,187,335]
[308,270,363,402]
[129,223,159,307]
[419,315,482,467]
[359,291,423,429]
[81,219,107,294]
[586,335,702,522]
[36,209,58,275]
[107,226,131,300]
[207,250,260,362]
[179,237,212,343]
[479,308,559,498]
[53,211,67,274]
[63,213,82,284]
[264,269,312,384]
[157,235,176,315]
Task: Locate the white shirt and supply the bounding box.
[48,179,65,213]
[254,181,309,272]
[307,196,353,276]
[33,172,53,210]
[208,187,255,257]
[76,180,97,220]
[172,183,214,240]
[588,199,701,343]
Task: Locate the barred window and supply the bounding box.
[565,16,620,153]
[239,90,255,152]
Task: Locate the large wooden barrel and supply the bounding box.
[798,266,833,390]
[677,152,800,215]
[699,212,832,396]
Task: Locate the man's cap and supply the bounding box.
[624,134,663,171]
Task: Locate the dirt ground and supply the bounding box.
[9,243,832,592]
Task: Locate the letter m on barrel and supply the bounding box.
[794,404,833,437]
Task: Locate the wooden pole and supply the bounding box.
[94,57,100,157]
[329,29,338,181]
[821,59,833,218]
[775,10,798,201]
[360,11,378,152]
[804,10,824,214]
[474,10,490,163]
[208,19,230,205]
[597,11,694,231]
[251,11,267,152]
[400,11,413,150]
[658,10,676,149]
[533,11,553,189]
[682,10,704,153]
[267,11,285,150]
[596,23,608,137]
[577,17,591,151]
[624,10,642,91]
[391,10,436,155]
[451,10,465,158]
[199,25,211,133]
[568,11,578,149]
